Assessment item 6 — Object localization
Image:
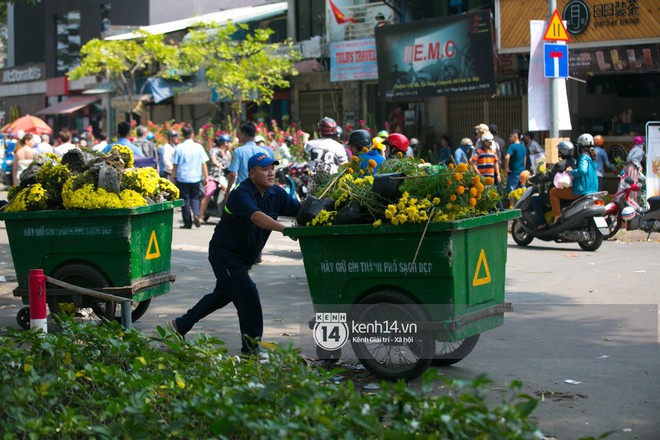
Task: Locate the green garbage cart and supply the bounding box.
[0,200,182,328]
[284,209,519,381]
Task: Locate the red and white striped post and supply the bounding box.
[29,269,47,333]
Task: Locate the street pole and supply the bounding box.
[549,0,559,138]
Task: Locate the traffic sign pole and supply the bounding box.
[549,0,559,138]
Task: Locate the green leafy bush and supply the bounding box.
[0,321,545,439]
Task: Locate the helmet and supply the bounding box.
[386,133,409,153]
[167,130,179,139]
[372,136,385,151]
[215,134,232,145]
[621,206,636,221]
[633,135,644,145]
[335,126,344,141]
[481,132,494,142]
[557,140,574,158]
[593,135,604,146]
[377,130,389,138]
[284,135,293,144]
[347,129,372,149]
[317,117,337,137]
[576,133,594,148]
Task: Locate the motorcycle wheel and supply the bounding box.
[511,219,534,246]
[602,212,622,240]
[578,223,604,251]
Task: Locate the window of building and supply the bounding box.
[56,10,81,76]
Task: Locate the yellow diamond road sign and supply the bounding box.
[543,9,570,42]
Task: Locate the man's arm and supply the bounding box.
[504,153,511,174]
[170,164,178,183]
[250,211,286,233]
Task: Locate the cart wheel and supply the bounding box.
[316,346,341,362]
[114,299,151,323]
[47,264,116,322]
[16,307,30,330]
[350,291,433,382]
[430,334,480,367]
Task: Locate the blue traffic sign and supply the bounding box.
[544,43,569,78]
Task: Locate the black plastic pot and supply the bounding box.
[296,195,336,225]
[372,172,405,200]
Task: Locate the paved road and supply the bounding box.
[0,215,658,440]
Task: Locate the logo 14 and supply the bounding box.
[313,313,349,351]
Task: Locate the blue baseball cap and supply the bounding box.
[248,152,279,170]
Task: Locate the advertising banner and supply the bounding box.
[568,44,659,78]
[528,21,571,131]
[375,11,496,100]
[647,122,660,198]
[330,39,379,82]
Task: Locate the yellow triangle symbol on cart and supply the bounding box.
[472,248,491,286]
[146,230,161,260]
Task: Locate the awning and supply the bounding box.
[105,2,287,41]
[36,96,100,115]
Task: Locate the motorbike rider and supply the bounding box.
[549,133,599,225]
[304,117,348,174]
[529,140,576,229]
[348,129,385,172]
[384,133,410,159]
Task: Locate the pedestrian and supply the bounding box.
[225,122,273,201]
[470,132,500,183]
[102,121,145,158]
[200,134,232,221]
[12,133,36,185]
[593,134,614,192]
[171,125,209,229]
[489,124,507,163]
[35,134,53,154]
[92,132,108,153]
[158,130,179,179]
[454,138,473,164]
[277,135,294,167]
[438,135,452,165]
[504,131,527,195]
[53,129,78,156]
[522,131,545,172]
[172,152,301,356]
[133,125,159,170]
[304,117,348,174]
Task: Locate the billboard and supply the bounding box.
[375,11,496,100]
[330,39,379,82]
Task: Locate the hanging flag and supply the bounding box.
[328,0,357,25]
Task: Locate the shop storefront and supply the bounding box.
[497,0,659,191]
[0,63,47,124]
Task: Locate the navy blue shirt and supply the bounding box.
[210,178,300,264]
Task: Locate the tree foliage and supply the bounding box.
[68,31,180,121]
[180,21,301,124]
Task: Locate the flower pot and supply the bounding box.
[335,200,372,225]
[296,195,335,226]
[372,172,404,200]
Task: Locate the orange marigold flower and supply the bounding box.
[450,194,457,201]
[472,176,480,185]
[449,163,455,169]
[348,168,354,173]
[447,179,453,185]
[456,163,468,173]
[368,159,377,168]
[469,197,477,206]
[469,187,477,197]
[359,169,365,175]
[454,173,463,181]
[362,147,369,153]
[456,186,465,195]
[484,177,495,185]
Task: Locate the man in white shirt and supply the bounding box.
[159,130,179,179]
[304,117,348,174]
[35,134,53,154]
[171,125,208,228]
[92,132,108,153]
[53,130,78,156]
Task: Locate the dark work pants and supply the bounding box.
[176,181,203,228]
[176,247,262,354]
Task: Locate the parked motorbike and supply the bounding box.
[202,186,225,222]
[612,177,660,240]
[602,177,645,239]
[511,184,609,251]
[289,163,310,200]
[276,166,299,201]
